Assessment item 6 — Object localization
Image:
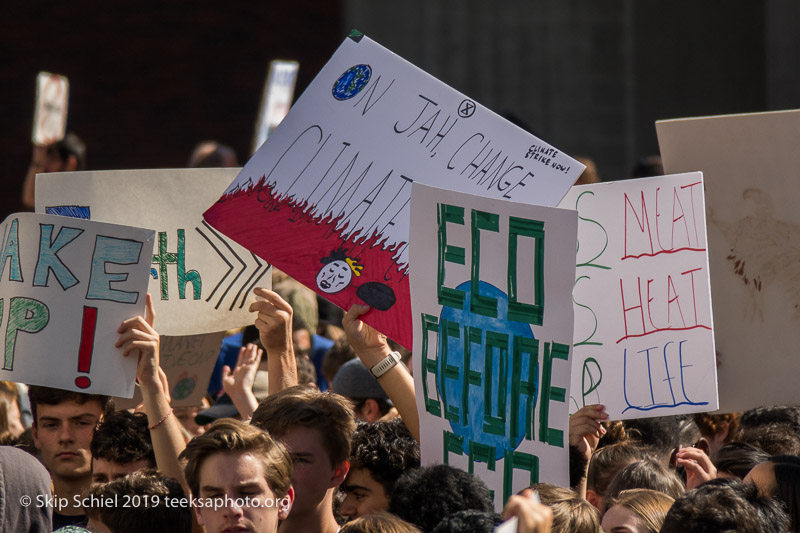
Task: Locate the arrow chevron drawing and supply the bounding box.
[196,221,270,311]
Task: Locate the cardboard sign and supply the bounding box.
[32,72,69,145]
[204,34,584,349]
[35,169,271,336]
[0,213,154,397]
[252,60,300,154]
[558,174,718,420]
[657,110,800,413]
[113,331,226,409]
[410,183,578,509]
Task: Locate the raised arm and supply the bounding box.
[568,404,608,499]
[221,343,263,421]
[342,304,419,442]
[249,287,298,395]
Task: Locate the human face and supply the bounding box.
[315,262,352,294]
[339,467,390,521]
[601,505,649,533]
[32,400,103,482]
[745,461,776,497]
[194,451,292,533]
[279,426,348,517]
[92,457,154,484]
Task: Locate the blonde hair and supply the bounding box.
[604,489,674,533]
[340,513,422,533]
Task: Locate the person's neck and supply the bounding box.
[279,489,339,533]
[53,474,91,516]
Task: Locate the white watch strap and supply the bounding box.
[370,350,402,378]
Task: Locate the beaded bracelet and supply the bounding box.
[148,407,173,430]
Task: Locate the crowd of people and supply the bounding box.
[2,136,798,533]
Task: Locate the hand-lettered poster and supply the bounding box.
[657,111,800,413]
[35,169,271,336]
[558,174,717,420]
[114,331,226,409]
[0,213,155,397]
[203,33,585,349]
[410,183,578,508]
[252,60,300,154]
[32,72,69,146]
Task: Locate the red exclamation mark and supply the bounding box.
[75,306,98,389]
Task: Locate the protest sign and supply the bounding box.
[114,330,226,409]
[410,183,578,508]
[32,72,69,146]
[0,213,154,397]
[252,60,300,154]
[35,169,270,336]
[558,174,717,420]
[658,110,800,413]
[204,33,585,349]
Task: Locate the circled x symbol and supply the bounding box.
[458,99,476,118]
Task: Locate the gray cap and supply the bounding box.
[331,358,390,401]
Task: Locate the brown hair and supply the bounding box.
[251,385,355,465]
[27,385,113,425]
[339,512,422,533]
[587,443,648,496]
[550,498,601,533]
[604,489,674,533]
[181,418,292,498]
[694,413,739,442]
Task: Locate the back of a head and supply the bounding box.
[604,458,684,509]
[251,385,356,466]
[322,337,357,383]
[389,465,494,532]
[661,478,786,533]
[587,443,649,498]
[771,460,800,531]
[737,422,800,456]
[430,509,499,533]
[350,419,420,498]
[84,469,192,533]
[549,497,601,533]
[624,416,680,462]
[339,512,422,533]
[527,483,576,505]
[713,442,770,479]
[739,406,800,430]
[90,410,155,466]
[187,140,238,167]
[51,132,87,170]
[603,489,673,533]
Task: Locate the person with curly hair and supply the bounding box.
[90,410,156,484]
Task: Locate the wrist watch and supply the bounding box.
[369,350,402,378]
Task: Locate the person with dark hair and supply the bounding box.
[180,418,293,533]
[22,132,87,209]
[661,478,789,533]
[694,412,740,456]
[388,464,495,532]
[332,359,394,423]
[585,443,649,511]
[739,406,800,430]
[602,458,685,510]
[90,411,155,484]
[745,455,800,531]
[737,421,800,456]
[84,469,192,533]
[623,416,680,464]
[713,441,770,479]
[27,385,112,528]
[322,337,357,386]
[187,140,239,168]
[251,386,355,533]
[340,419,420,521]
[430,509,499,533]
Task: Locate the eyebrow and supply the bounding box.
[342,483,370,493]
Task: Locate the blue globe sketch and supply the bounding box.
[332,64,372,100]
[439,281,537,460]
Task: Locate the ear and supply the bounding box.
[193,504,205,526]
[363,399,381,423]
[65,155,79,171]
[330,460,349,488]
[278,487,294,520]
[585,488,600,510]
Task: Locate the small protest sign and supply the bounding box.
[410,183,578,509]
[204,33,584,349]
[35,169,271,336]
[0,213,154,397]
[32,72,69,146]
[559,174,717,420]
[252,60,300,154]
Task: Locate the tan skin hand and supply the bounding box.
[501,489,553,533]
[222,343,263,398]
[676,446,717,490]
[249,287,293,351]
[116,294,161,389]
[569,404,608,461]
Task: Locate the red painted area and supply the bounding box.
[204,178,413,348]
[76,306,98,389]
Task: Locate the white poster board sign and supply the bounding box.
[252,60,300,154]
[114,331,226,409]
[32,72,69,146]
[657,110,800,413]
[35,169,271,336]
[558,174,718,420]
[0,213,154,397]
[205,33,585,349]
[410,183,577,509]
